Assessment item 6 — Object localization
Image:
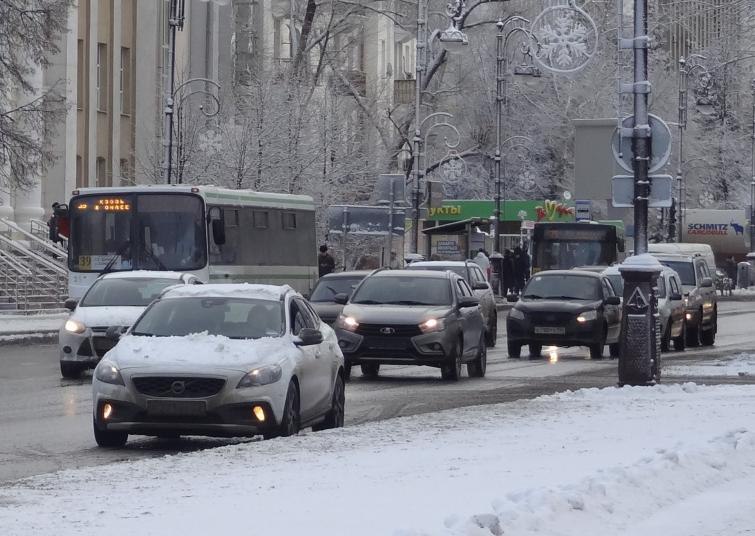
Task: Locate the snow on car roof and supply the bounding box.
[409,261,468,267]
[161,283,293,301]
[100,270,188,280]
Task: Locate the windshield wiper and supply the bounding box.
[101,241,131,273]
[140,242,167,270]
[522,294,544,299]
[387,300,430,306]
[544,295,587,300]
[353,300,383,305]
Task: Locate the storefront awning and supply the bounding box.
[422,217,490,235]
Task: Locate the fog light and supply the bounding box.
[252,405,266,422]
[685,313,692,321]
[63,346,72,354]
[102,403,113,420]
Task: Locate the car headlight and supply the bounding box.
[237,364,282,388]
[335,315,359,332]
[419,317,446,334]
[577,310,598,323]
[94,361,124,385]
[683,297,689,307]
[64,319,87,334]
[509,308,526,321]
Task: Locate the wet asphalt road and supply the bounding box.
[2,301,755,483]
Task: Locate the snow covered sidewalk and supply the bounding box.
[0,312,65,344]
[1,383,755,536]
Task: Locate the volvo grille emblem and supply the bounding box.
[170,381,186,395]
[380,327,396,335]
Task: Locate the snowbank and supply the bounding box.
[1,384,754,536]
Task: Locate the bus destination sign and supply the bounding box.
[76,198,131,212]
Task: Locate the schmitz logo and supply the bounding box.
[687,223,729,236]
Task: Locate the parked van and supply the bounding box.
[648,243,716,279]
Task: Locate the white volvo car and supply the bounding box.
[59,271,201,378]
[92,284,345,447]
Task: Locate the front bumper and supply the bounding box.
[506,315,604,347]
[59,328,117,367]
[93,375,287,438]
[336,327,455,367]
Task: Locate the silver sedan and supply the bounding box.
[92,284,345,447]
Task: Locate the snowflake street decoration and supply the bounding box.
[518,170,537,192]
[441,157,465,181]
[698,190,716,208]
[198,129,224,155]
[531,4,598,74]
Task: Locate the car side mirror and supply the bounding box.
[604,296,621,306]
[507,294,519,303]
[458,296,479,308]
[64,298,78,311]
[472,282,489,291]
[669,292,682,301]
[301,292,310,300]
[295,327,323,346]
[105,325,126,342]
[701,277,713,288]
[333,293,349,305]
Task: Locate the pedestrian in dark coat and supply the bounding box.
[318,245,336,277]
[501,249,516,296]
[513,246,530,293]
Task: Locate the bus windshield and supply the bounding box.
[532,224,619,271]
[69,193,206,273]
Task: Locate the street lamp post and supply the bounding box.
[676,54,709,242]
[172,79,221,183]
[751,79,755,252]
[410,0,468,254]
[492,17,540,254]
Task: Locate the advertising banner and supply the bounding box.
[682,209,749,256]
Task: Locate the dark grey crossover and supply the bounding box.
[334,269,486,381]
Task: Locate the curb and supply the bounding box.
[0,331,58,346]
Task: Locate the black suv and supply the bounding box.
[334,269,486,381]
[506,270,622,359]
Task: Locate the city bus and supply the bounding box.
[531,221,625,273]
[61,185,317,298]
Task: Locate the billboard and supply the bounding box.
[682,209,749,257]
[327,205,406,236]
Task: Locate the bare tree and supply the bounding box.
[0,0,71,191]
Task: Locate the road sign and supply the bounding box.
[611,175,673,208]
[611,114,672,174]
[521,220,535,230]
[575,199,591,221]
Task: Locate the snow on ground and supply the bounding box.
[1,383,755,535]
[665,353,755,377]
[0,313,66,335]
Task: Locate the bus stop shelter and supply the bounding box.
[422,218,490,260]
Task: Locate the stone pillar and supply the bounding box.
[618,254,663,386]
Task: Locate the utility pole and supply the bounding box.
[162,0,184,184]
[617,0,662,386]
[751,79,755,252]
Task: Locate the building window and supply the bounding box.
[77,40,85,110]
[274,18,293,60]
[253,211,269,229]
[282,212,297,230]
[119,158,132,185]
[120,47,130,115]
[96,157,107,187]
[96,43,108,112]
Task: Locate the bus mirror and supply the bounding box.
[618,237,626,253]
[211,219,226,245]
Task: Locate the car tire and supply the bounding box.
[590,326,606,360]
[312,374,345,431]
[467,335,487,378]
[660,321,671,352]
[264,381,300,439]
[440,338,463,381]
[700,310,716,346]
[93,418,127,448]
[609,343,620,358]
[529,344,542,358]
[673,321,686,352]
[485,312,498,347]
[360,363,380,378]
[507,341,522,359]
[343,363,352,382]
[60,361,83,379]
[686,314,702,347]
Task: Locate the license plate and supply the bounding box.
[146,399,207,417]
[366,337,406,350]
[534,326,566,335]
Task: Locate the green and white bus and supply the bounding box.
[63,185,317,298]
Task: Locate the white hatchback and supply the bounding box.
[59,271,201,378]
[91,284,345,447]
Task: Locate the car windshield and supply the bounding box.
[522,274,601,300]
[659,261,695,286]
[351,276,452,306]
[606,274,623,296]
[407,265,467,280]
[131,297,284,339]
[80,278,181,307]
[310,276,364,302]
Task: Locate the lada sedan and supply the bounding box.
[92,284,345,447]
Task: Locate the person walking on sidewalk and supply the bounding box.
[318,245,336,277]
